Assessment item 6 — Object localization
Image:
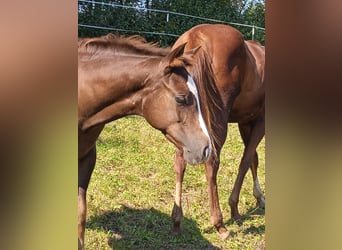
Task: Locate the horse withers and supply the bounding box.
[171,24,265,239]
[78,34,212,249]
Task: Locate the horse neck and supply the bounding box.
[78,55,161,130]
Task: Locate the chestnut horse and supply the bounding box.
[78,34,214,249]
[171,24,265,238]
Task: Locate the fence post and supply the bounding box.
[252,25,255,40]
[164,12,170,46]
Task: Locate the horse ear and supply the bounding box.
[167,42,187,63]
[164,43,188,74]
[185,46,201,57]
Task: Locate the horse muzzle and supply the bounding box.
[183,143,211,165]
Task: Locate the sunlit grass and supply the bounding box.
[85,116,265,249]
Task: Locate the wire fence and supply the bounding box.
[78,0,265,46]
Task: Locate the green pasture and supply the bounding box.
[85,116,265,249]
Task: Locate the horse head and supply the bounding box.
[142,43,211,164]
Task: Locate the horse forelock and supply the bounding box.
[78,33,170,58]
[189,48,223,158]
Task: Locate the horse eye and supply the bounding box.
[175,95,187,105]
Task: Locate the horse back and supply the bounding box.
[173,24,265,125]
[174,24,246,107]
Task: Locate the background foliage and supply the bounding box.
[78,0,265,45]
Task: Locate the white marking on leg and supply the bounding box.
[253,178,263,198]
[253,178,265,207]
[175,182,182,207]
[186,75,212,155]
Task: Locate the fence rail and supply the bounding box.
[78,0,265,44]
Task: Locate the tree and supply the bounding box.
[78,0,265,45]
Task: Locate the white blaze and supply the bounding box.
[186,75,212,155]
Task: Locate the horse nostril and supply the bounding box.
[203,146,210,159]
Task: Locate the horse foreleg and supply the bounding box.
[250,152,265,209]
[205,156,230,239]
[229,119,264,220]
[171,148,186,234]
[78,187,86,250]
[78,146,96,250]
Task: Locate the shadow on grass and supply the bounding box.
[224,206,265,236]
[87,205,220,249]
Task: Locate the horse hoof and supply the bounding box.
[171,226,182,236]
[231,213,242,222]
[218,230,230,240]
[258,198,266,209]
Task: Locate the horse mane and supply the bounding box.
[78,33,170,58]
[189,47,224,158]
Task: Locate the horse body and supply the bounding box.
[171,24,265,238]
[78,34,212,249]
[229,40,265,123]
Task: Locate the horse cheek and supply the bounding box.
[143,96,175,130]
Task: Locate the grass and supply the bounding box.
[85,116,265,249]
